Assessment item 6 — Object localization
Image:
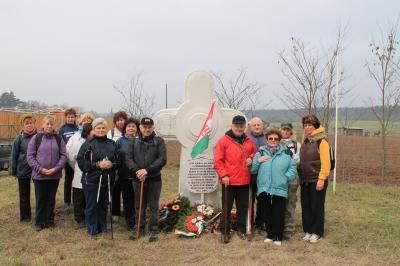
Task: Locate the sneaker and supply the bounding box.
[148,232,158,242]
[273,240,282,246]
[302,233,312,241]
[309,234,322,243]
[263,238,274,243]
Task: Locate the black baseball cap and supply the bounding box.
[280,122,293,130]
[232,115,246,125]
[140,117,154,126]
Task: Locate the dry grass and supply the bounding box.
[0,167,399,266]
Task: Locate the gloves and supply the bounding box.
[316,178,325,191]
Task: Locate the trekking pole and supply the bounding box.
[107,174,113,240]
[136,180,144,239]
[96,174,103,203]
[223,184,228,243]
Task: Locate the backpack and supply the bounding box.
[35,133,62,151]
[316,138,335,171]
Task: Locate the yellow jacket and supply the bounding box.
[310,127,331,180]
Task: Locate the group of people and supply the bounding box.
[214,114,330,246]
[10,109,166,242]
[10,108,330,245]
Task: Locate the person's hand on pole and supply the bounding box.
[221,176,229,185]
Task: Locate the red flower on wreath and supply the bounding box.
[186,214,199,232]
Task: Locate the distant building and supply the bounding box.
[337,126,364,136]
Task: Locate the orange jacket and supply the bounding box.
[214,133,256,186]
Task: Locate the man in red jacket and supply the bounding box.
[214,115,256,242]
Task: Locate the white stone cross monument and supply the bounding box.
[154,70,245,208]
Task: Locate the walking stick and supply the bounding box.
[107,174,113,240]
[96,174,103,203]
[136,180,144,239]
[223,184,229,243]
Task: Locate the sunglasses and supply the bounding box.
[267,137,280,141]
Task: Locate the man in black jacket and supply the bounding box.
[125,117,166,242]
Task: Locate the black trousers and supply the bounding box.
[251,177,263,228]
[258,192,286,241]
[112,179,121,216]
[18,178,32,221]
[301,181,328,237]
[120,179,135,228]
[220,185,249,234]
[83,182,109,235]
[34,179,60,226]
[73,188,86,223]
[64,164,74,204]
[133,180,161,233]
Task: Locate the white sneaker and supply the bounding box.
[264,238,274,243]
[273,240,282,246]
[309,234,322,243]
[302,233,312,241]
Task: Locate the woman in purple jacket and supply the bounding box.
[27,115,68,231]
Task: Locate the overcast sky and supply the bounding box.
[1,0,399,113]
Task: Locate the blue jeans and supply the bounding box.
[83,182,109,235]
[132,180,161,233]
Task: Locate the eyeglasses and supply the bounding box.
[267,137,280,141]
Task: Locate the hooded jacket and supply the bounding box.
[27,132,68,180]
[76,135,119,185]
[299,126,331,184]
[10,131,36,178]
[251,145,297,198]
[214,130,256,186]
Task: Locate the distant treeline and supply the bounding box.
[244,107,400,123]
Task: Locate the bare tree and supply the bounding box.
[114,73,155,118]
[212,69,269,115]
[278,25,347,133]
[366,20,400,182]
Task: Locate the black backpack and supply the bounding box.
[316,138,335,171]
[35,133,62,151]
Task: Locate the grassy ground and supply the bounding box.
[0,167,399,266]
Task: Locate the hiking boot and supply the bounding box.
[148,232,158,242]
[302,233,312,241]
[237,231,247,240]
[35,225,43,232]
[129,229,144,240]
[309,234,322,243]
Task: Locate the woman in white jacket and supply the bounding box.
[66,123,93,226]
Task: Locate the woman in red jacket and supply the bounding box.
[214,115,256,242]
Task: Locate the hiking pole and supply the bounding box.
[96,174,103,203]
[223,184,228,243]
[136,180,144,239]
[107,174,113,240]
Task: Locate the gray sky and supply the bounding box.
[1,0,399,113]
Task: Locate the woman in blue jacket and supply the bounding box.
[251,128,297,246]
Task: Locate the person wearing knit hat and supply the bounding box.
[77,117,119,236]
[10,113,37,222]
[279,122,301,240]
[299,114,330,244]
